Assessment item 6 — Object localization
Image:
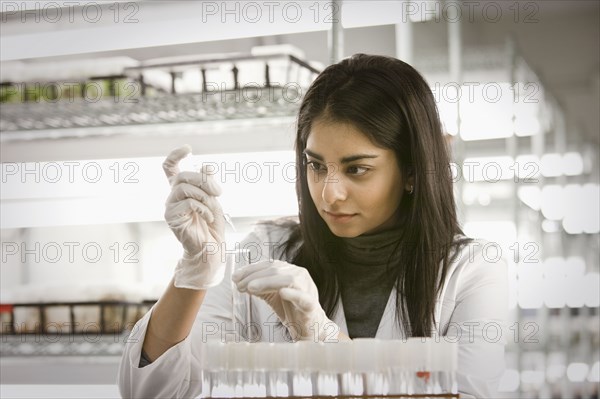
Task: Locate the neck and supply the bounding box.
[339,224,405,266]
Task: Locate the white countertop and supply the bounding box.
[0,385,120,399]
[1,356,121,385]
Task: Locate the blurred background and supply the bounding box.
[0,1,598,398]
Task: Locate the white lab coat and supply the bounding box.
[118,223,509,399]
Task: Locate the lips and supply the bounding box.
[324,210,355,217]
[323,210,357,223]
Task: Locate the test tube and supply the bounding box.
[246,251,254,342]
[201,340,231,398]
[333,341,363,396]
[317,342,340,397]
[229,249,254,342]
[267,343,292,397]
[353,338,388,395]
[411,339,435,395]
[382,339,409,395]
[433,339,458,395]
[251,342,270,397]
[292,341,314,396]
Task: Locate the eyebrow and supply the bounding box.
[303,149,379,164]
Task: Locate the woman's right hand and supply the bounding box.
[162,144,226,290]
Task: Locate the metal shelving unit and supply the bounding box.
[415,32,599,398]
[0,53,318,135]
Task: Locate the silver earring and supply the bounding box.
[408,185,414,195]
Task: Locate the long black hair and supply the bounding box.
[270,54,471,337]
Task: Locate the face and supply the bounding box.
[305,119,408,238]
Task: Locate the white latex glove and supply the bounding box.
[163,144,226,290]
[232,260,340,342]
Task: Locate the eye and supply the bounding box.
[306,161,326,173]
[347,165,370,176]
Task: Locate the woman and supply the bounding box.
[118,54,508,399]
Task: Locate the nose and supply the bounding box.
[322,170,347,205]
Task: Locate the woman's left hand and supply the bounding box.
[232,260,340,342]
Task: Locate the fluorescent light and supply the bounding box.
[515,116,541,137]
[582,184,600,233]
[543,257,564,278]
[460,83,514,141]
[562,184,600,234]
[567,363,589,382]
[521,370,545,385]
[589,362,600,382]
[498,369,520,392]
[0,151,299,228]
[512,153,584,178]
[514,85,542,137]
[541,219,560,233]
[183,151,298,218]
[518,186,541,211]
[463,221,517,249]
[584,273,600,308]
[436,87,459,136]
[461,181,514,205]
[462,185,477,205]
[565,256,585,278]
[541,185,565,221]
[478,192,491,206]
[563,152,584,176]
[566,274,587,308]
[562,184,585,234]
[519,263,544,309]
[546,364,566,383]
[541,153,563,177]
[564,256,586,308]
[544,277,566,308]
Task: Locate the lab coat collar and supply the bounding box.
[331,288,404,340]
[331,250,464,340]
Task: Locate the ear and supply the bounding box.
[404,169,415,192]
[405,175,415,192]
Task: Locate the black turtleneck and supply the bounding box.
[338,226,404,338]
